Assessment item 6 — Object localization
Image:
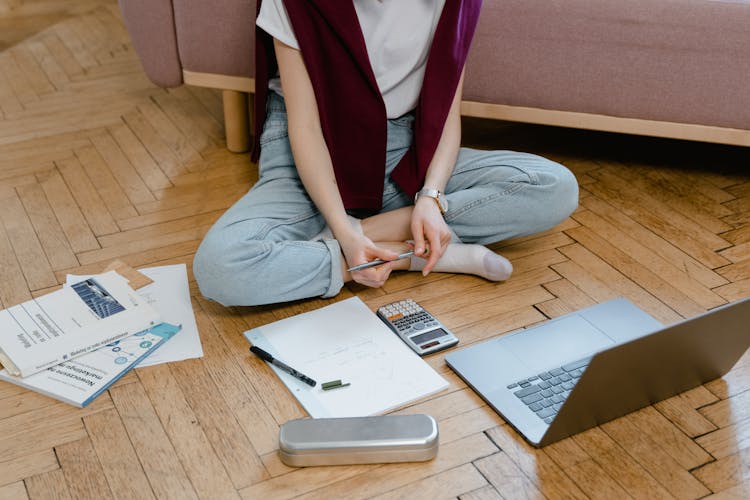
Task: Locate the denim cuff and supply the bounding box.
[322,238,344,298]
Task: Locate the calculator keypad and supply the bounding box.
[379,300,439,334]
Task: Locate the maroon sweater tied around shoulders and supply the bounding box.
[253,0,482,211]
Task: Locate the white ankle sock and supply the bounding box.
[311,216,362,241]
[409,243,513,281]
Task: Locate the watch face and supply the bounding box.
[415,188,447,214]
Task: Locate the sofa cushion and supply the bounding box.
[464,0,750,130]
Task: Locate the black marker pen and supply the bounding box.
[250,346,317,387]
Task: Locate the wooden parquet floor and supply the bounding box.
[2,1,750,499]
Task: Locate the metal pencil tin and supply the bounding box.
[278,414,439,467]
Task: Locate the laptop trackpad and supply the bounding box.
[504,315,615,373]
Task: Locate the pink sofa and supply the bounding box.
[119,0,750,152]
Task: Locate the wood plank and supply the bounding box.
[108,121,172,191]
[458,485,502,500]
[89,129,156,206]
[585,171,731,268]
[593,164,732,250]
[0,449,58,488]
[26,38,68,91]
[600,411,711,498]
[136,178,249,215]
[473,451,544,499]
[16,182,79,271]
[208,304,308,427]
[83,408,156,500]
[136,99,202,166]
[453,305,546,348]
[581,194,729,289]
[705,363,750,400]
[55,437,114,500]
[623,406,713,470]
[700,388,750,428]
[706,481,750,499]
[41,31,83,79]
[151,90,220,157]
[563,459,631,499]
[371,463,487,500]
[116,191,241,232]
[653,386,719,438]
[96,210,222,249]
[613,161,734,232]
[24,469,73,500]
[566,222,710,317]
[0,390,56,420]
[0,189,58,290]
[108,380,199,500]
[195,297,282,456]
[427,285,554,330]
[36,167,99,253]
[0,56,23,116]
[186,85,224,125]
[136,364,240,499]
[165,86,225,145]
[696,417,750,461]
[54,240,201,282]
[120,109,188,179]
[0,482,28,500]
[169,358,270,488]
[0,210,32,307]
[74,145,138,220]
[56,155,119,236]
[484,425,587,499]
[542,278,597,311]
[0,51,38,104]
[693,446,750,493]
[75,224,210,266]
[0,395,112,464]
[572,427,674,499]
[554,244,683,324]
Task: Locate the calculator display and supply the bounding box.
[411,329,449,345]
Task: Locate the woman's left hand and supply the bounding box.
[411,197,452,275]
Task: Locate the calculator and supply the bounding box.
[376,299,459,355]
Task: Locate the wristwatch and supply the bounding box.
[414,187,448,215]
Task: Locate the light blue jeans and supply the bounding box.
[194,93,578,306]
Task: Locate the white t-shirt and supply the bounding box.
[256,0,446,118]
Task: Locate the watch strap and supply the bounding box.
[414,188,447,215]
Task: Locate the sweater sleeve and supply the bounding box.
[256,0,300,50]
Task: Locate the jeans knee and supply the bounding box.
[526,162,579,231]
[193,230,269,306]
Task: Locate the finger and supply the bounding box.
[354,264,390,286]
[422,232,443,275]
[371,246,400,262]
[411,222,427,257]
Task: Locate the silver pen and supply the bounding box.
[347,250,415,272]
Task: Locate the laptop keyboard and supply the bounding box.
[506,357,591,424]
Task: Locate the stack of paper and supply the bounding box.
[245,297,448,418]
[0,264,204,407]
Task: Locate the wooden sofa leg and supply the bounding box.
[222,90,249,153]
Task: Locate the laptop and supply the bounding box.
[445,296,750,447]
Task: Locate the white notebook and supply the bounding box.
[244,297,448,418]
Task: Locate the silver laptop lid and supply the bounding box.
[540,296,750,446]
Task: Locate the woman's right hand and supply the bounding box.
[339,232,400,289]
